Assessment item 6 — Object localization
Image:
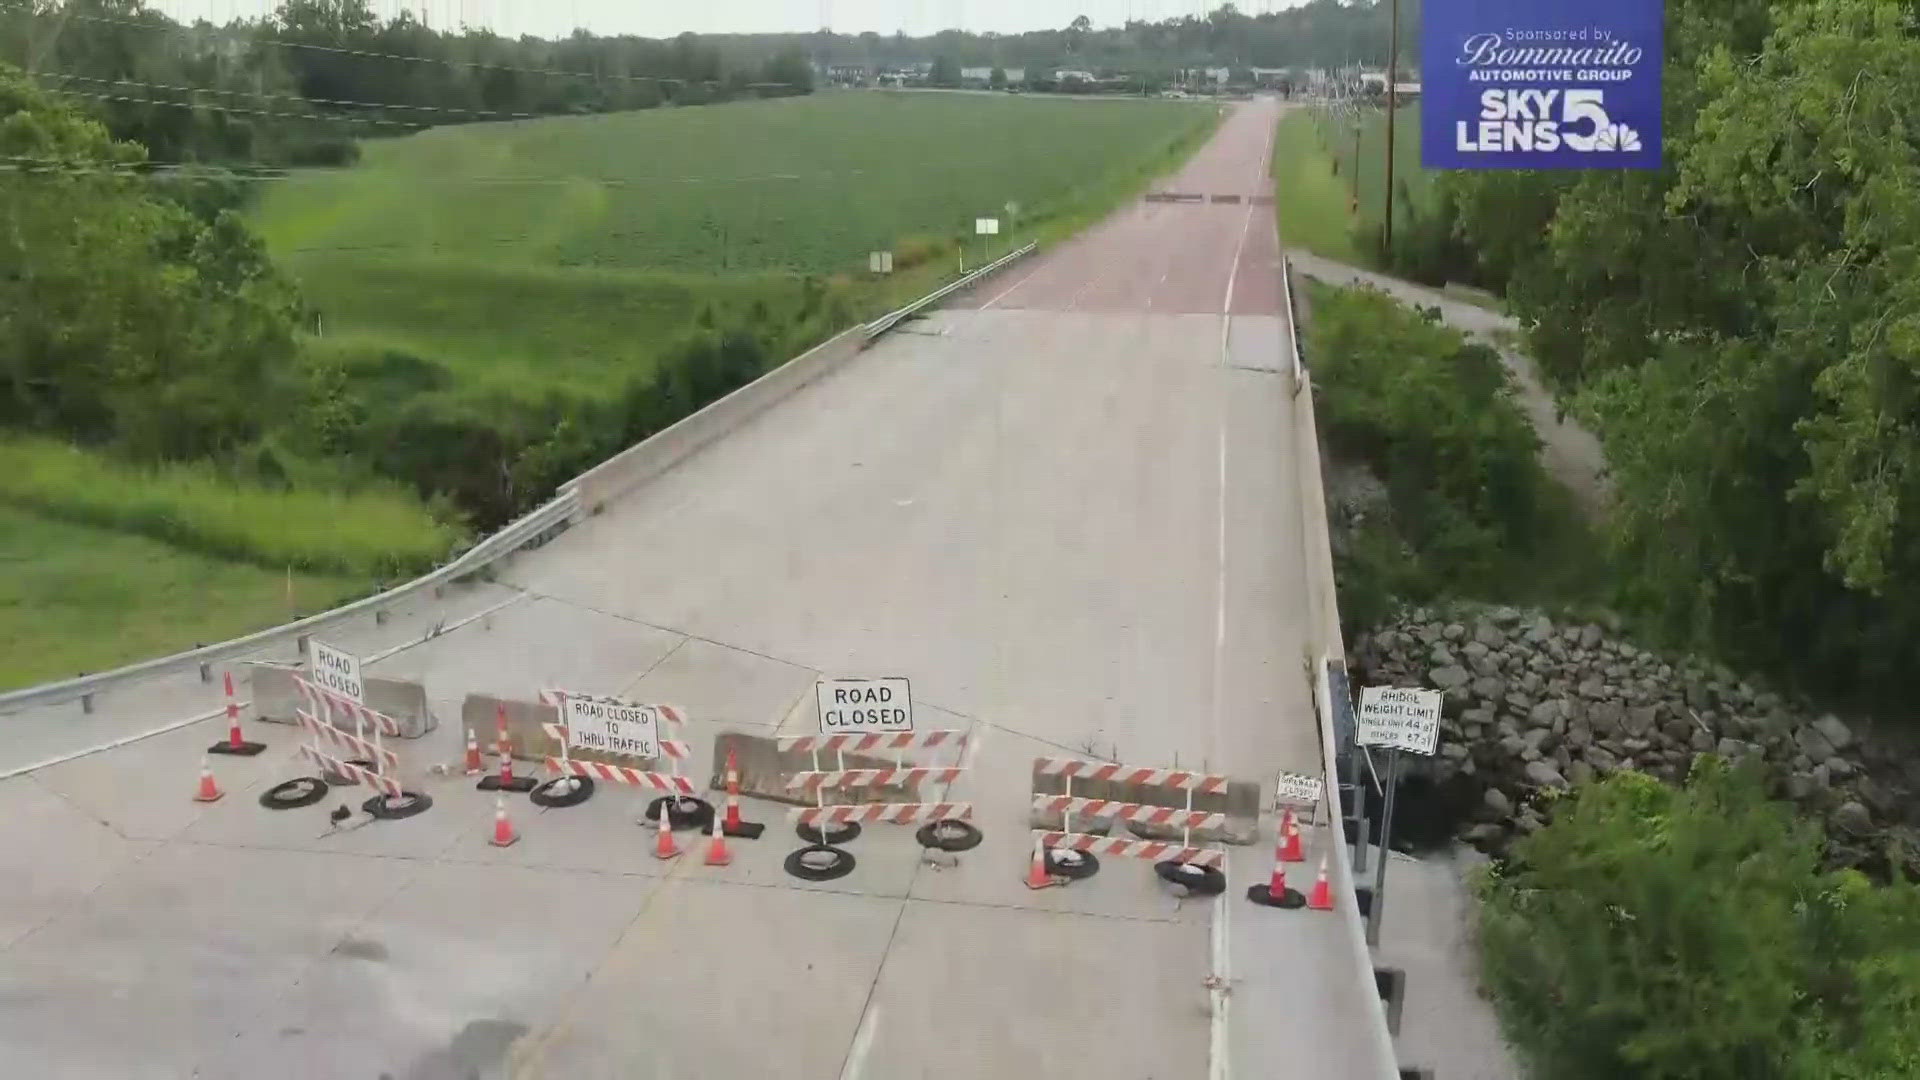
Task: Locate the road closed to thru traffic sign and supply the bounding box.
[564,695,660,760]
[816,677,913,734]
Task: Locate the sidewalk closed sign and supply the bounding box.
[1357,686,1443,755]
[310,640,363,703]
[564,695,659,759]
[1275,771,1324,807]
[816,677,913,734]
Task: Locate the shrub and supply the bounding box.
[1477,760,1920,1079]
[1306,284,1549,620]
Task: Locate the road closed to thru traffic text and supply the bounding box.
[816,677,913,734]
[565,695,660,759]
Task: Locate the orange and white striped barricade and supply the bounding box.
[776,729,976,852]
[263,674,431,819]
[1027,758,1229,891]
[537,689,704,831]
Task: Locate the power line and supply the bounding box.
[0,151,871,186]
[45,87,431,127]
[37,71,539,120]
[33,9,688,86]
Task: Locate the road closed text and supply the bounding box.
[816,677,914,734]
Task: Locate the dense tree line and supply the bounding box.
[0,0,815,167]
[734,1,1418,80]
[1444,0,1920,711]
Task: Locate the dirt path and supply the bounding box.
[1288,249,1610,519]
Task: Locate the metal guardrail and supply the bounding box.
[5,245,1039,718]
[0,489,580,715]
[863,241,1036,338]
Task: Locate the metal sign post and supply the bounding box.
[1366,747,1400,946]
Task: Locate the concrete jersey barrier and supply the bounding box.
[247,662,438,739]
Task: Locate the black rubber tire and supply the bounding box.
[1155,859,1227,896]
[260,776,328,810]
[1245,883,1307,909]
[1046,847,1100,880]
[362,791,433,820]
[207,740,267,757]
[531,775,595,808]
[784,843,856,882]
[645,795,714,831]
[916,818,983,852]
[796,820,862,845]
[323,758,374,787]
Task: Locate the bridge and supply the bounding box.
[0,99,1407,1078]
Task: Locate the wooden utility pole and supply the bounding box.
[1383,0,1401,255]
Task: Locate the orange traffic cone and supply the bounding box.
[208,671,266,756]
[1025,834,1055,889]
[193,756,224,803]
[463,726,484,775]
[703,824,733,866]
[723,748,742,833]
[489,795,518,847]
[1280,809,1305,863]
[1307,854,1333,911]
[653,802,682,860]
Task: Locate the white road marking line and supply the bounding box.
[1210,870,1233,1080]
[838,1002,882,1080]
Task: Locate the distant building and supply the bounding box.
[961,66,1025,84]
[823,63,874,85]
[1054,69,1097,83]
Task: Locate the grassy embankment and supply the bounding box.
[5,92,1216,690]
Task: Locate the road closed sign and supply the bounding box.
[816,677,913,734]
[1274,771,1324,807]
[1357,686,1443,755]
[310,639,363,703]
[564,695,659,759]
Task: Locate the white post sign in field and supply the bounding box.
[974,217,1000,236]
[1357,685,1443,756]
[564,695,660,759]
[1274,770,1324,807]
[868,250,894,274]
[816,677,914,734]
[309,640,363,703]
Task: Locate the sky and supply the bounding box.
[150,0,1305,42]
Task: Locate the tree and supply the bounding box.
[989,65,1007,89]
[1443,0,1920,709]
[0,64,302,460]
[929,54,960,87]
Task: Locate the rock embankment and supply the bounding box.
[1350,605,1919,876]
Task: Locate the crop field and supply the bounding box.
[254,91,1215,397]
[257,92,1213,274]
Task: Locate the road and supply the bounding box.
[0,99,1391,1078]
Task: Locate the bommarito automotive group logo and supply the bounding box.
[1422,0,1663,170]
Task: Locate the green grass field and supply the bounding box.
[1275,100,1433,264]
[257,92,1215,399]
[0,505,365,689]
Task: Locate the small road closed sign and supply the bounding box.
[1274,770,1323,807]
[816,677,913,734]
[1357,686,1443,756]
[310,639,363,703]
[564,695,659,759]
